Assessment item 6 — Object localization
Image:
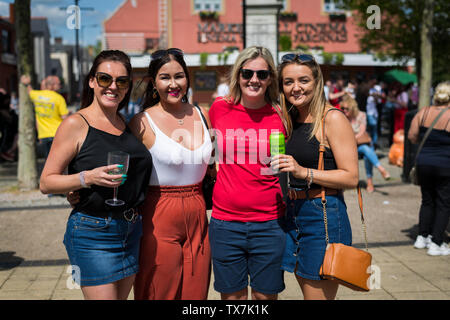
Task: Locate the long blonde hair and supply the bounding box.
[341,93,359,118]
[226,46,279,106]
[225,46,291,135]
[278,53,331,140]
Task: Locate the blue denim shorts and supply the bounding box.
[281,194,352,281]
[209,217,286,295]
[63,211,142,287]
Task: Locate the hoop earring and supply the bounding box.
[152,88,158,99]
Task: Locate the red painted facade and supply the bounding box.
[283,0,360,53]
[104,0,160,53]
[104,1,396,107]
[0,16,17,93]
[104,0,361,54]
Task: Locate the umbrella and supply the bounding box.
[383,69,417,85]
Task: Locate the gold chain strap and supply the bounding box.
[322,199,329,245]
[319,109,369,251]
[363,221,368,251]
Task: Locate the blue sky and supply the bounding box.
[0,0,126,46]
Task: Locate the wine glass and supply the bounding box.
[105,151,129,207]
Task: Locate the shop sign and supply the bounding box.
[282,22,347,43]
[197,23,243,43]
[197,21,347,44]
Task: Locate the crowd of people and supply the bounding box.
[1,46,448,300]
[323,75,419,145]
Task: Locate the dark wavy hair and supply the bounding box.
[140,49,190,110]
[80,50,133,112]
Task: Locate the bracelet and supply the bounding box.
[79,171,90,188]
[307,168,313,189]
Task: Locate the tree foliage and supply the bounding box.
[343,0,450,85]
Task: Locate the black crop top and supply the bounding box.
[68,114,152,216]
[286,122,337,189]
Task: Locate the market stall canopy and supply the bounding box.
[383,69,417,85]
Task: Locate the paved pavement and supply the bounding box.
[0,151,448,300]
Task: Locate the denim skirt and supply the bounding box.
[63,211,142,287]
[281,194,352,281]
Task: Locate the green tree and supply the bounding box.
[88,40,103,58]
[343,0,449,87]
[14,0,38,189]
[279,35,292,51]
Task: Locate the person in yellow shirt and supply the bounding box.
[21,75,69,158]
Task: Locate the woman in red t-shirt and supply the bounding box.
[208,46,289,300]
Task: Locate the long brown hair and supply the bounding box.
[80,50,133,112]
[278,53,330,140]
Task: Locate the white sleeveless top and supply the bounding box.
[144,107,212,186]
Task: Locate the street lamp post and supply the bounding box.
[80,23,99,76]
[60,0,94,100]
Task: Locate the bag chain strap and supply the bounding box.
[319,110,368,251]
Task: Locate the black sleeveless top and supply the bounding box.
[417,107,450,170]
[286,122,337,189]
[68,114,152,216]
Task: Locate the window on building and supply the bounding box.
[145,38,159,51]
[323,0,345,13]
[1,29,11,53]
[194,0,222,12]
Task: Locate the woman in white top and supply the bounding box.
[129,48,213,300]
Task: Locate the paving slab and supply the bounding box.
[390,291,449,300]
[0,153,448,301]
[378,261,441,293]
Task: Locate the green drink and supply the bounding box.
[270,132,285,156]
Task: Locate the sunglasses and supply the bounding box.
[240,69,270,80]
[341,107,350,111]
[151,48,184,60]
[95,72,130,90]
[281,53,315,63]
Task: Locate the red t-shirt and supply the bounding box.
[329,86,341,109]
[209,98,286,222]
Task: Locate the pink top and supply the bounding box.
[209,98,286,222]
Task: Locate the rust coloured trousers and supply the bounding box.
[134,184,211,300]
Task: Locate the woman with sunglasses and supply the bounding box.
[39,50,153,299]
[208,46,288,300]
[340,94,390,193]
[129,48,213,300]
[271,53,358,300]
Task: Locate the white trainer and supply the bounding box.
[414,235,432,249]
[427,242,450,256]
